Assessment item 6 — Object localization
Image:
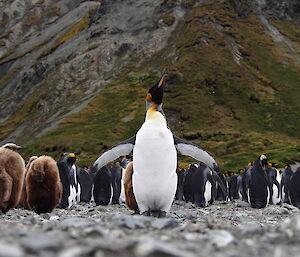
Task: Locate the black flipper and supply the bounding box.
[90,136,136,173]
[173,134,218,171]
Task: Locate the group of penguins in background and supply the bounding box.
[0,143,299,216]
[0,72,299,217]
[176,156,300,209]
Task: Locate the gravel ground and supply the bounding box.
[1,201,300,257]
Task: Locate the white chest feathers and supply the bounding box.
[133,109,177,213]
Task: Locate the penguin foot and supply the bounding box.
[151,210,167,218]
[142,210,151,216]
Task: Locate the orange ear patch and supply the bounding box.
[146,93,152,102]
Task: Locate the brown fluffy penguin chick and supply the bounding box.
[26,156,62,214]
[123,162,139,214]
[19,156,38,209]
[0,148,26,213]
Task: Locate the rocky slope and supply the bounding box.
[0,0,299,169]
[1,201,300,257]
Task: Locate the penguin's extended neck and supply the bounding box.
[145,105,167,126]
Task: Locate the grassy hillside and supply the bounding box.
[22,1,300,170]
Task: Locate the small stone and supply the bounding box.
[263,232,282,243]
[22,232,63,251]
[235,213,250,222]
[151,218,179,229]
[208,230,236,248]
[61,217,95,228]
[182,222,203,233]
[0,240,24,257]
[174,210,198,219]
[58,247,104,257]
[40,213,51,220]
[81,227,107,238]
[117,215,152,229]
[235,200,251,208]
[49,215,60,221]
[135,240,195,257]
[239,222,263,235]
[279,215,300,242]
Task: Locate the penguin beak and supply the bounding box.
[157,73,167,88]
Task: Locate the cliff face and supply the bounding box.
[0,0,186,140]
[0,0,299,169]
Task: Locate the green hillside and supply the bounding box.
[21,1,300,170]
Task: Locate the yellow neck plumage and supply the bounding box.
[145,105,166,126]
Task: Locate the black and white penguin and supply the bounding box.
[175,168,186,201]
[247,155,269,208]
[227,172,239,201]
[281,165,293,204]
[183,164,196,203]
[215,171,228,201]
[111,161,123,204]
[290,167,300,208]
[92,166,112,205]
[57,153,81,209]
[183,162,226,207]
[237,168,249,202]
[77,167,93,203]
[265,163,281,205]
[90,72,219,216]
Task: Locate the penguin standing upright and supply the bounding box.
[175,168,186,201]
[90,72,219,216]
[132,77,177,216]
[281,165,293,204]
[248,155,269,208]
[227,172,239,201]
[290,167,300,208]
[215,171,228,201]
[111,161,123,204]
[57,153,81,208]
[265,164,281,205]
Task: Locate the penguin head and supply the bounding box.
[238,169,245,174]
[259,154,268,168]
[67,153,77,166]
[146,72,167,113]
[2,142,24,151]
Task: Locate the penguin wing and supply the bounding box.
[90,136,136,173]
[173,135,218,171]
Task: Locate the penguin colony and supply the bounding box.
[0,75,299,215]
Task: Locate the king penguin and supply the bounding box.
[90,72,219,216]
[132,76,176,216]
